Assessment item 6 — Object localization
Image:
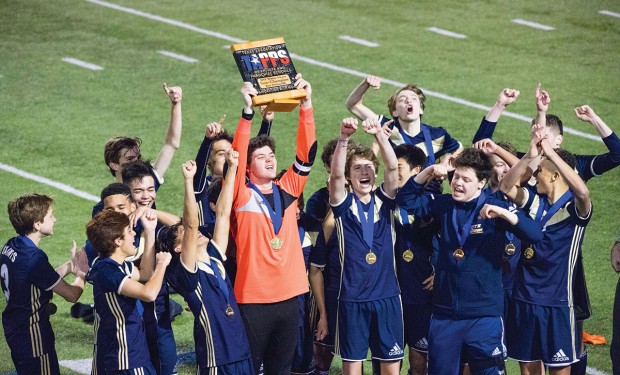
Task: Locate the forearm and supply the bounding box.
[309,267,327,317]
[138,231,156,281]
[232,114,252,198]
[55,261,72,278]
[486,101,508,123]
[345,79,370,111]
[141,265,167,302]
[589,115,613,138]
[376,132,398,195]
[494,146,520,167]
[328,138,348,203]
[296,107,317,165]
[546,150,589,199]
[499,156,532,195]
[153,209,181,226]
[184,179,199,229]
[62,280,85,303]
[194,137,213,193]
[216,164,237,218]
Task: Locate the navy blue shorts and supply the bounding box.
[199,358,254,375]
[428,315,505,374]
[11,351,60,375]
[507,299,580,367]
[108,364,157,375]
[335,296,404,362]
[402,303,432,353]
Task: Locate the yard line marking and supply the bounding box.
[599,10,620,18]
[511,18,555,31]
[426,27,467,39]
[87,0,244,43]
[59,359,91,374]
[61,57,104,71]
[338,35,379,47]
[157,50,199,63]
[0,162,99,202]
[86,0,602,143]
[587,367,611,375]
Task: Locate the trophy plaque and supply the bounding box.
[231,37,306,112]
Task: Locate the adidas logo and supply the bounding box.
[551,349,569,362]
[415,337,428,350]
[388,343,404,356]
[492,347,502,356]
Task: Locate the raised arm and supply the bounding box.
[474,138,520,167]
[181,160,200,270]
[120,252,172,302]
[499,129,544,206]
[211,149,238,257]
[134,208,158,281]
[232,82,257,203]
[534,83,550,128]
[363,118,398,197]
[345,75,380,120]
[575,105,613,138]
[329,118,358,205]
[152,83,183,178]
[194,120,225,194]
[472,88,520,143]
[541,139,591,217]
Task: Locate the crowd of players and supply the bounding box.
[2,74,620,375]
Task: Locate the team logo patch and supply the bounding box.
[388,343,404,356]
[414,337,428,350]
[551,349,569,362]
[492,347,502,356]
[469,223,483,235]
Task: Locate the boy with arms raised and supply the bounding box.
[232,75,316,373]
[345,76,462,186]
[157,152,253,373]
[397,148,543,374]
[329,117,401,374]
[2,194,86,375]
[499,129,592,374]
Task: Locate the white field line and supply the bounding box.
[59,359,91,374]
[599,10,620,18]
[61,57,104,71]
[338,35,379,47]
[0,163,99,202]
[157,50,199,63]
[81,0,598,143]
[511,18,555,31]
[587,367,611,375]
[426,26,467,39]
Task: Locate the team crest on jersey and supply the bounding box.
[551,349,569,362]
[469,223,483,235]
[388,343,404,356]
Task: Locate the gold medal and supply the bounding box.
[366,251,377,265]
[225,304,235,317]
[505,242,516,256]
[453,248,465,261]
[270,237,283,250]
[524,246,535,259]
[402,249,414,262]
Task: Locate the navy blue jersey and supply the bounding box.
[379,116,462,167]
[472,117,620,183]
[86,257,152,372]
[394,207,436,305]
[331,186,400,302]
[173,242,251,367]
[397,178,543,319]
[305,187,330,221]
[298,211,325,270]
[484,188,524,292]
[514,187,592,307]
[1,236,61,359]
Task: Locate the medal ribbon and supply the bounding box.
[207,260,229,302]
[354,193,375,250]
[535,190,573,228]
[451,192,487,250]
[249,182,283,235]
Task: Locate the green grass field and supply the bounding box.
[1,0,619,373]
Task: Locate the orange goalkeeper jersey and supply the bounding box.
[231,107,317,303]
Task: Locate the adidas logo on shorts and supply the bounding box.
[388,343,404,356]
[551,349,569,362]
[492,347,502,356]
[415,337,428,350]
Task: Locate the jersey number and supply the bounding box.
[0,264,9,301]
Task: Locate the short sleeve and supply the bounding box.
[28,252,61,291]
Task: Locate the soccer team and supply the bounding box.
[2,74,619,375]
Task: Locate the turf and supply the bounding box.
[0,0,618,373]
